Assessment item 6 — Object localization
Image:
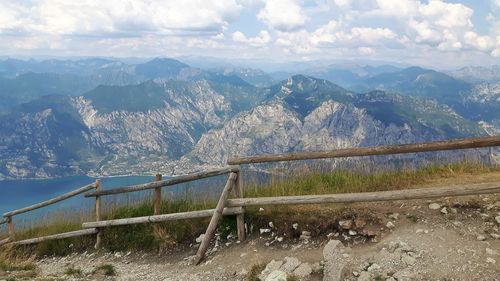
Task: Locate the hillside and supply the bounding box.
[1,166,499,280]
[0,58,497,180]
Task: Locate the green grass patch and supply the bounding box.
[64,267,82,276]
[93,264,116,276]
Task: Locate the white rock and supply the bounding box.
[349,230,358,236]
[386,221,395,229]
[259,208,265,212]
[195,234,205,244]
[440,207,448,214]
[401,254,416,266]
[265,270,287,281]
[477,234,487,241]
[357,271,371,281]
[415,229,424,234]
[293,262,312,278]
[292,223,299,230]
[486,257,496,264]
[260,260,284,280]
[339,220,353,229]
[388,213,400,220]
[429,203,441,210]
[486,248,498,256]
[367,263,380,272]
[269,222,274,228]
[260,228,271,235]
[495,216,500,225]
[323,240,343,261]
[280,257,301,273]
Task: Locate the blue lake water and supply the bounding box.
[0,174,231,230]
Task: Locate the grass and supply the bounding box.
[4,160,498,255]
[245,263,266,281]
[93,264,116,276]
[64,267,82,276]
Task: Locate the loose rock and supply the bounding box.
[429,203,441,210]
[265,270,287,281]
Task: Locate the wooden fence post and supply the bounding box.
[235,169,246,242]
[195,172,237,265]
[94,179,102,249]
[6,216,14,242]
[154,174,162,216]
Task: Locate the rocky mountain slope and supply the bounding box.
[0,58,497,180]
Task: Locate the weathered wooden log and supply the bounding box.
[226,182,500,207]
[154,174,163,216]
[10,229,98,246]
[0,237,11,246]
[3,183,95,217]
[85,166,240,197]
[82,207,243,228]
[94,179,102,249]
[227,136,500,165]
[234,170,246,242]
[195,172,237,265]
[6,216,14,241]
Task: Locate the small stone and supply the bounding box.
[269,222,274,228]
[260,228,271,235]
[276,237,284,242]
[259,208,265,212]
[495,216,500,225]
[357,271,371,281]
[301,231,311,236]
[429,203,441,210]
[280,257,301,273]
[292,223,299,230]
[440,207,448,214]
[367,263,380,272]
[195,234,205,243]
[486,257,496,264]
[265,270,287,281]
[293,262,312,277]
[416,229,424,234]
[388,213,400,220]
[349,230,358,236]
[401,254,417,266]
[386,277,397,281]
[477,234,487,241]
[490,233,500,239]
[486,248,498,255]
[386,221,395,229]
[339,220,353,230]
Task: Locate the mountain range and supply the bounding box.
[0,58,497,179]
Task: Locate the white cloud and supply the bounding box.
[0,0,242,36]
[257,0,307,31]
[232,30,271,47]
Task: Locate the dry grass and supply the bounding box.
[2,160,498,254]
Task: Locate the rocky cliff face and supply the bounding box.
[0,71,495,179]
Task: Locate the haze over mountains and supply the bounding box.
[0,57,498,180]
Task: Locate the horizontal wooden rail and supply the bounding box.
[227,136,500,165]
[82,207,244,228]
[85,166,240,197]
[10,229,98,246]
[226,182,500,207]
[3,183,96,217]
[0,237,11,246]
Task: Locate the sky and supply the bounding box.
[0,0,499,69]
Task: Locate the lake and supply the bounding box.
[0,174,231,229]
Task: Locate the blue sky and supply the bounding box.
[0,0,499,69]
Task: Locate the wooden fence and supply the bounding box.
[1,136,500,264]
